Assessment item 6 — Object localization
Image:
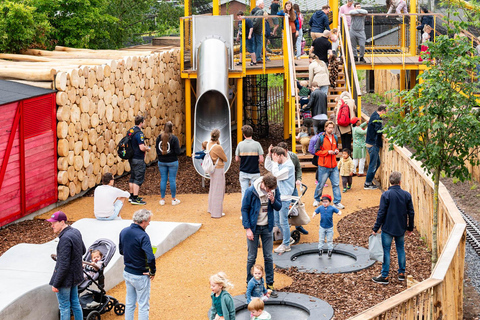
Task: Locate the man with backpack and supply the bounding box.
[129,115,151,205]
[364,106,386,190]
[313,121,344,209]
[334,92,356,151]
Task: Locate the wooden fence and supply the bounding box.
[267,86,284,124]
[349,132,466,319]
[374,69,400,104]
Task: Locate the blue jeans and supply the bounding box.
[366,146,381,184]
[296,28,303,58]
[239,171,260,198]
[314,166,342,204]
[246,225,274,285]
[381,232,406,278]
[97,200,123,220]
[157,161,179,198]
[253,33,263,62]
[124,271,151,320]
[56,286,83,320]
[318,226,334,251]
[274,201,291,246]
[319,85,329,96]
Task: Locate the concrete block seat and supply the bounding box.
[233,292,334,319]
[274,243,375,274]
[0,218,201,320]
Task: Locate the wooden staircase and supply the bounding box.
[294,60,346,170]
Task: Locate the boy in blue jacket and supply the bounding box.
[242,173,282,298]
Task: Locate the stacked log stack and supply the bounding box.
[1,46,185,201]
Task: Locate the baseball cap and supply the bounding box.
[321,195,332,202]
[47,211,67,222]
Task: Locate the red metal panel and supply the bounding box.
[23,95,54,139]
[0,93,57,227]
[23,94,57,217]
[0,125,21,223]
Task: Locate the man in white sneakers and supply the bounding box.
[94,172,130,220]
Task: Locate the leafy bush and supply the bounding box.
[0,0,52,53]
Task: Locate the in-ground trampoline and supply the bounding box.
[274,243,376,274]
[233,292,334,320]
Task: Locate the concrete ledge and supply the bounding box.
[0,219,201,320]
[233,292,334,319]
[274,243,375,274]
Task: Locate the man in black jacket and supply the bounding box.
[364,105,386,189]
[120,209,156,320]
[371,171,415,285]
[302,82,327,134]
[48,211,86,320]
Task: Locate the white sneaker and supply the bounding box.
[274,244,291,253]
[172,199,181,206]
[290,237,296,246]
[222,212,225,216]
[159,199,165,206]
[313,200,319,207]
[334,202,345,209]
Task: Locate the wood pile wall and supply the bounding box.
[0,46,185,201]
[54,49,185,200]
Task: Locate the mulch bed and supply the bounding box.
[276,206,432,319]
[96,123,292,196]
[0,220,57,256]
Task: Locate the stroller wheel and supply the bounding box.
[114,303,126,316]
[105,299,114,312]
[86,310,101,320]
[291,230,301,244]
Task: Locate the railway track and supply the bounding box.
[459,209,480,256]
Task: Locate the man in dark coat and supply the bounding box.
[120,209,156,320]
[364,105,386,189]
[242,173,281,298]
[302,81,328,134]
[372,171,415,285]
[48,211,86,320]
[309,5,331,40]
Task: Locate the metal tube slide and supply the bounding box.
[192,38,232,178]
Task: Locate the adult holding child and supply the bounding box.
[265,146,296,253]
[156,121,182,206]
[301,81,327,135]
[309,5,331,40]
[94,172,130,220]
[207,129,228,218]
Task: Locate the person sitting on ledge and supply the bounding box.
[94,172,130,220]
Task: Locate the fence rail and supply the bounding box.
[349,125,466,319]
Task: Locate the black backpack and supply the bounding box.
[117,127,140,160]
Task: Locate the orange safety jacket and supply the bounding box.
[315,134,338,168]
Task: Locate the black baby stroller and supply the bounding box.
[273,184,311,244]
[78,238,125,319]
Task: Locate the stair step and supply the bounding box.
[300,162,317,170]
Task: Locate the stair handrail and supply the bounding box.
[339,15,362,109]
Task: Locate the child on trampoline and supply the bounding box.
[209,272,235,320]
[83,249,103,280]
[312,194,342,258]
[246,264,272,304]
[248,298,272,320]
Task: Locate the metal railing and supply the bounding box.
[339,15,362,115]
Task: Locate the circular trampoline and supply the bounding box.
[274,243,376,274]
[233,292,334,320]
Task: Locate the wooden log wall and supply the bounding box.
[350,129,466,319]
[55,49,184,201]
[374,69,400,104]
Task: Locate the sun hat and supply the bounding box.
[321,195,332,202]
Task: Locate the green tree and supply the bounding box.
[0,1,52,53]
[32,0,118,49]
[383,25,480,265]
